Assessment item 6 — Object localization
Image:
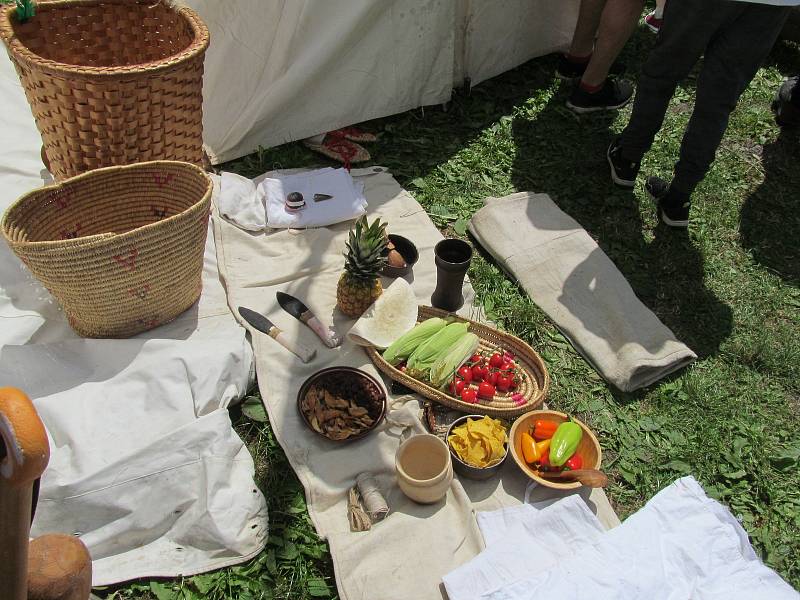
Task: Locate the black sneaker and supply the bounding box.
[772,76,800,128]
[555,54,589,81]
[567,78,634,114]
[646,177,691,228]
[607,138,640,187]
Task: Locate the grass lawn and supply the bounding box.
[109,25,799,600]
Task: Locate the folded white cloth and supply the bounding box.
[467,477,798,600]
[260,167,367,229]
[443,495,606,600]
[218,171,266,232]
[469,192,697,392]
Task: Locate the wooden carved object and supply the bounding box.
[0,387,92,600]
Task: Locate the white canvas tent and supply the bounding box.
[190,0,579,164]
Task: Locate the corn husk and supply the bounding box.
[382,317,448,365]
[430,332,479,388]
[407,321,470,378]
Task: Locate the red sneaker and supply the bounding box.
[644,11,662,34]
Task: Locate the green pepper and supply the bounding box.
[549,421,583,467]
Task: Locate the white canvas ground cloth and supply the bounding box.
[0,51,267,585]
[212,168,620,600]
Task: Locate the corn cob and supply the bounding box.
[382,317,448,366]
[407,322,470,378]
[429,332,480,388]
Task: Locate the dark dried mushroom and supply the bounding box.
[300,371,383,440]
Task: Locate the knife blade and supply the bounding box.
[238,306,317,363]
[276,292,341,348]
[313,193,334,202]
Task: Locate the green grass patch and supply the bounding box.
[112,27,800,598]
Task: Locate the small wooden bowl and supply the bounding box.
[381,234,419,278]
[296,367,387,443]
[508,410,601,490]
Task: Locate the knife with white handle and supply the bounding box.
[238,306,317,363]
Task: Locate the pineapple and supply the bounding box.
[336,216,388,317]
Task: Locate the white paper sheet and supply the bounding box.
[0,49,267,586]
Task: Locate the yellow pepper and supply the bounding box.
[521,433,551,464]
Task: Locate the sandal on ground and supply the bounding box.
[328,126,377,143]
[303,136,370,170]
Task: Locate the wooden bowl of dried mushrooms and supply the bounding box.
[297,367,387,442]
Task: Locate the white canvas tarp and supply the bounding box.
[0,52,267,585]
[188,0,579,163]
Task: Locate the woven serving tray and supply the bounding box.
[366,306,549,418]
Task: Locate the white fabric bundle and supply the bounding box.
[218,171,266,231]
[218,168,368,231]
[261,167,367,229]
[444,477,798,600]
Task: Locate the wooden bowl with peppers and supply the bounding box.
[508,410,601,490]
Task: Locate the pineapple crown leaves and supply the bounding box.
[342,216,388,282]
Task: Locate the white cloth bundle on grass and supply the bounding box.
[445,477,797,600]
[469,192,697,392]
[218,168,369,231]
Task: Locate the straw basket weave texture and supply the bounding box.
[1,161,212,338]
[0,0,209,180]
[367,306,550,418]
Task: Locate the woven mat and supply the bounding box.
[211,169,620,600]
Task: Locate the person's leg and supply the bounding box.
[671,4,792,196]
[607,0,733,187]
[557,0,607,80]
[581,0,644,87]
[569,0,607,57]
[566,0,644,112]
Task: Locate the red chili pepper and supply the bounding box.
[565,453,583,471]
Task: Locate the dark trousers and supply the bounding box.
[620,0,791,195]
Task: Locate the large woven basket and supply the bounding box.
[367,306,550,418]
[1,161,212,338]
[0,0,209,180]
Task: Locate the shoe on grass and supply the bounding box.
[771,76,800,128]
[607,138,640,188]
[644,11,662,34]
[646,176,691,228]
[555,54,589,81]
[567,78,634,114]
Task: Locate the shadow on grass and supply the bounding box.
[509,91,733,359]
[739,126,800,285]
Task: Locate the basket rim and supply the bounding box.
[0,0,209,79]
[366,306,551,418]
[0,160,213,249]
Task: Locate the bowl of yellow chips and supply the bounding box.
[446,414,509,480]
